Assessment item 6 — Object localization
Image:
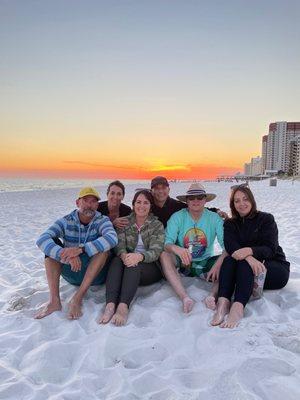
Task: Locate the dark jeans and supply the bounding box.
[106,256,163,307]
[218,256,290,307]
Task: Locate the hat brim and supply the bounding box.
[78,194,100,200]
[176,194,216,203]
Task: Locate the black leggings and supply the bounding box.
[106,256,163,307]
[218,256,290,307]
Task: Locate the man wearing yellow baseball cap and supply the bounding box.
[78,187,100,200]
[35,187,118,320]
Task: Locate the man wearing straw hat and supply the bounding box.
[150,176,227,228]
[160,182,227,313]
[35,187,118,320]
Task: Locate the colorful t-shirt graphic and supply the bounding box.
[165,208,224,265]
[183,227,207,259]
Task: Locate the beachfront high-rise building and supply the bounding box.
[289,136,300,176]
[264,121,300,174]
[244,162,251,176]
[251,156,263,176]
[261,135,268,173]
[244,156,262,176]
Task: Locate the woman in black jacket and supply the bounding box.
[211,186,290,328]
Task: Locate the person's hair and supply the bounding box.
[230,186,257,219]
[132,190,154,211]
[107,180,125,196]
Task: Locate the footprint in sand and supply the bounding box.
[122,344,168,369]
[272,336,300,354]
[7,296,27,311]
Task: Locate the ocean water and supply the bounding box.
[0,178,150,193]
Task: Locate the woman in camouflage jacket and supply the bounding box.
[99,190,165,326]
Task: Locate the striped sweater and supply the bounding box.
[36,210,118,262]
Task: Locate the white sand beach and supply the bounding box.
[0,180,300,400]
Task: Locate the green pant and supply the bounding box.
[178,255,220,277]
[61,253,110,286]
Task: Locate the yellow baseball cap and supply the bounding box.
[78,187,100,200]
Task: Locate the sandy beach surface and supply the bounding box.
[0,180,299,400]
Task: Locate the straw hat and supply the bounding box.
[176,182,216,203]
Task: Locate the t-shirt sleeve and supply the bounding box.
[165,212,180,245]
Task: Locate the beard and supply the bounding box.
[81,208,96,218]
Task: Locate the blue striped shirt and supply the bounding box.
[36,210,118,261]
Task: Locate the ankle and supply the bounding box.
[49,297,61,304]
[181,294,190,301]
[117,303,129,311]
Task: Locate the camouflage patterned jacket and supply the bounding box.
[115,213,165,263]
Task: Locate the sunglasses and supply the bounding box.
[230,183,249,190]
[187,195,206,201]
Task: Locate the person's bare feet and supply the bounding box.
[182,296,195,313]
[68,297,83,320]
[211,297,230,326]
[111,303,129,326]
[98,302,116,324]
[34,300,62,319]
[204,295,217,310]
[220,301,244,329]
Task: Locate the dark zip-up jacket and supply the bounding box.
[152,196,219,228]
[98,201,131,217]
[224,211,289,266]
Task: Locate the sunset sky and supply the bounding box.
[1,1,299,180]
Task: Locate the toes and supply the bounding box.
[183,297,194,313]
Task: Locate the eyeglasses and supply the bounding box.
[187,195,206,201]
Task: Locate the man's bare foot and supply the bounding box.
[111,303,129,326]
[204,295,217,310]
[220,301,244,329]
[98,303,116,324]
[68,297,83,320]
[34,300,62,319]
[211,297,230,326]
[182,296,195,313]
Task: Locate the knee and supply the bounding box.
[91,251,109,264]
[45,257,61,268]
[109,256,124,269]
[236,259,249,267]
[221,255,236,267]
[159,251,176,270]
[159,251,169,263]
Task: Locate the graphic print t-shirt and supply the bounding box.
[183,226,208,259]
[165,208,224,265]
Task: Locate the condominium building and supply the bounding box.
[261,135,268,173]
[289,136,300,176]
[244,162,251,176]
[244,156,263,176]
[263,121,300,174]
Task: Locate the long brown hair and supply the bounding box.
[230,186,257,219]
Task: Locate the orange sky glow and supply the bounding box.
[0,163,241,180]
